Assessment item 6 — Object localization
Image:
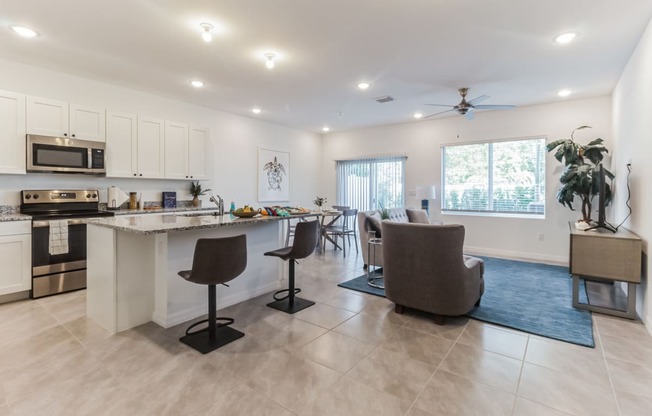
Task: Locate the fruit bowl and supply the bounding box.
[232,210,259,218]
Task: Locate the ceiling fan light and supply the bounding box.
[413,112,423,119]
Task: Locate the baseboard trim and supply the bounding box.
[0,290,30,305]
[463,246,567,266]
[155,281,281,328]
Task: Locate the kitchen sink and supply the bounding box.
[177,212,221,217]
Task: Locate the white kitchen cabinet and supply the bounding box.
[69,104,106,142]
[164,121,189,180]
[27,96,105,142]
[137,116,165,178]
[0,221,31,296]
[0,90,26,174]
[188,127,209,180]
[106,111,138,178]
[164,125,208,180]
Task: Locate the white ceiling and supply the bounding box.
[1,0,651,133]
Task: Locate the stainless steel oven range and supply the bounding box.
[20,189,114,298]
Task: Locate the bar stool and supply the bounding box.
[265,220,319,314]
[177,235,247,354]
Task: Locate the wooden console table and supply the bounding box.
[569,222,642,319]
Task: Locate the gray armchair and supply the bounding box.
[381,221,484,324]
[357,208,432,268]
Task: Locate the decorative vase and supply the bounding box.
[192,196,200,207]
[317,205,322,213]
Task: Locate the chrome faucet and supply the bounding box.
[209,194,224,216]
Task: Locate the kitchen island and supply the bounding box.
[86,213,286,333]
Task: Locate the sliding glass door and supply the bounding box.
[336,156,406,211]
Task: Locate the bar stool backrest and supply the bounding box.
[188,235,247,285]
[284,220,319,260]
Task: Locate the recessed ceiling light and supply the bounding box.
[558,89,572,97]
[200,23,214,42]
[264,53,276,69]
[10,26,38,38]
[252,108,261,114]
[322,126,330,132]
[190,80,204,88]
[358,82,370,90]
[554,32,577,44]
[414,112,423,119]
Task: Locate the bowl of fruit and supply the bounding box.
[232,205,260,218]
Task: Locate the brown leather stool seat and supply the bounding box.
[178,234,247,354]
[265,220,319,314]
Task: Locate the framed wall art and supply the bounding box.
[258,148,290,202]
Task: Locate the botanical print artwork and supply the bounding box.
[258,148,290,201]
[263,156,286,191]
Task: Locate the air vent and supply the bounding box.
[373,96,394,103]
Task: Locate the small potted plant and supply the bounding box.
[313,196,327,212]
[189,181,211,207]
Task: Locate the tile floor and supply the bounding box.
[1,250,652,415]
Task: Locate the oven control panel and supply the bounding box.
[22,190,100,204]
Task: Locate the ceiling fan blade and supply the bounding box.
[424,108,456,118]
[473,104,516,110]
[467,95,489,105]
[465,110,475,120]
[425,104,455,107]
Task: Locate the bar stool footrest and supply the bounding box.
[267,297,315,314]
[180,325,244,354]
[272,288,301,301]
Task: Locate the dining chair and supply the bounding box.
[322,208,358,257]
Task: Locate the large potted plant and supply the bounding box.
[546,126,613,225]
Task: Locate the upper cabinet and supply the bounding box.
[137,116,165,179]
[26,96,105,142]
[164,121,189,180]
[0,90,26,175]
[106,111,137,178]
[164,124,209,180]
[188,127,208,180]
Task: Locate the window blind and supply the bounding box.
[442,138,545,215]
[336,156,406,211]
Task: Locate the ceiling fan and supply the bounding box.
[424,87,516,119]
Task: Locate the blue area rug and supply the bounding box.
[338,269,385,297]
[338,257,595,347]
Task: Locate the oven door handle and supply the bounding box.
[33,219,88,228]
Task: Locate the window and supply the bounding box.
[442,137,545,216]
[336,156,406,211]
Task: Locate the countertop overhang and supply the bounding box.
[85,212,288,234]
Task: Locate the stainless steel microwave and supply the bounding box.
[27,135,106,175]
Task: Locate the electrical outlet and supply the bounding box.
[537,233,544,241]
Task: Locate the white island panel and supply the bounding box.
[87,214,283,333]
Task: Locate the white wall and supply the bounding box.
[322,97,613,264]
[0,58,321,209]
[612,17,652,327]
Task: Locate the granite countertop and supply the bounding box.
[0,213,32,222]
[101,206,220,216]
[85,212,286,234]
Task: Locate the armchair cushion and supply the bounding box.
[367,213,383,237]
[406,208,430,224]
